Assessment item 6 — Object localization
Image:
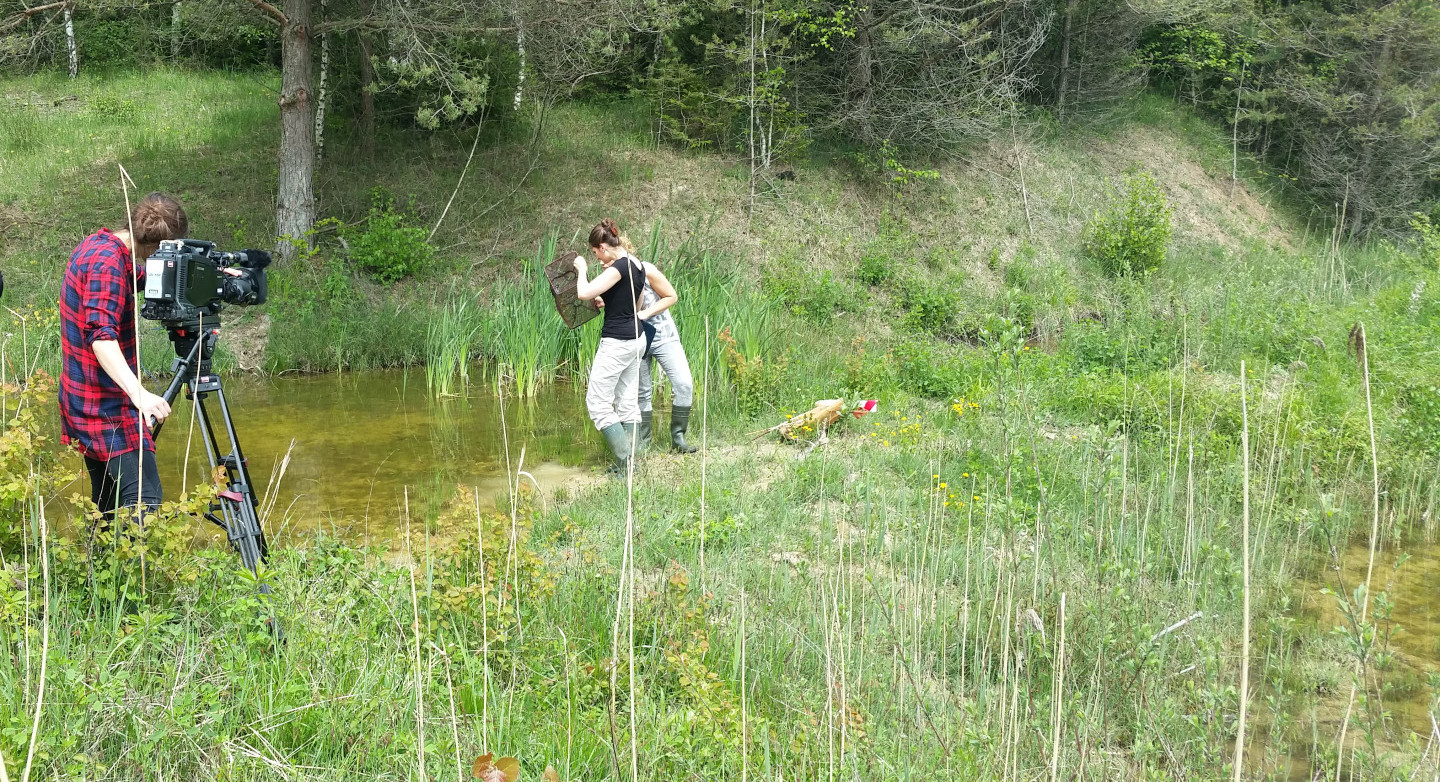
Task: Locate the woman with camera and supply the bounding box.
[574,218,648,474]
[59,192,187,518]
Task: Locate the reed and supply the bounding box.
[425,297,482,397]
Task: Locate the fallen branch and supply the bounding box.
[0,1,69,33]
[749,399,846,440]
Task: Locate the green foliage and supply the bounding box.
[856,211,913,286]
[763,255,847,325]
[0,373,76,554]
[87,94,139,122]
[342,191,436,283]
[890,338,960,398]
[646,58,736,152]
[376,60,491,130]
[847,139,941,201]
[1084,170,1173,278]
[1413,214,1440,269]
[898,276,957,335]
[719,325,787,417]
[76,19,143,69]
[843,337,894,396]
[856,249,894,287]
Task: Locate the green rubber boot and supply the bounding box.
[601,423,632,475]
[670,405,699,454]
[638,410,654,450]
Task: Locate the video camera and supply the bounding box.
[141,239,270,324]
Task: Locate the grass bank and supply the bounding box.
[4,67,1440,780]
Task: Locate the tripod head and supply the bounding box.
[162,318,223,385]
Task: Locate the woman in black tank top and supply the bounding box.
[574,218,648,475]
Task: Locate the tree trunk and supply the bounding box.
[849,5,875,144]
[170,2,182,61]
[1056,0,1075,121]
[1230,60,1244,198]
[512,4,525,111]
[314,0,330,167]
[358,0,375,160]
[63,4,76,78]
[276,0,315,262]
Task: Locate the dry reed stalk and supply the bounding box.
[0,747,10,782]
[1233,363,1252,782]
[259,439,297,528]
[822,577,835,782]
[559,627,573,781]
[1050,592,1066,782]
[404,489,427,781]
[20,499,48,782]
[700,316,709,590]
[472,490,491,752]
[436,643,465,782]
[740,590,749,782]
[117,164,150,597]
[606,428,639,782]
[1333,323,1384,782]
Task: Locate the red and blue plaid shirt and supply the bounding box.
[59,228,153,460]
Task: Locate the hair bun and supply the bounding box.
[129,192,189,245]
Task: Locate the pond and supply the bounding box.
[73,369,603,549]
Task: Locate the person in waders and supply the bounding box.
[574,218,647,475]
[618,237,697,454]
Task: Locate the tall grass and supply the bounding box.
[482,234,574,398]
[426,298,482,396]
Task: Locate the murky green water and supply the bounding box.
[88,370,600,546]
[1305,538,1440,735]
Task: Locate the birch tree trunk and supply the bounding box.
[63,3,77,78]
[314,0,330,167]
[171,2,181,61]
[512,5,525,111]
[276,0,315,262]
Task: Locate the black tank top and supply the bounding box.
[599,255,645,341]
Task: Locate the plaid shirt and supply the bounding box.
[59,228,153,460]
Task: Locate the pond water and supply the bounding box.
[76,370,603,548]
[1303,535,1440,737]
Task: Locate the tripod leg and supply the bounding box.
[193,390,270,582]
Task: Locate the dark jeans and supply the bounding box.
[84,450,162,521]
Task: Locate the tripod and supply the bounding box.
[153,319,272,597]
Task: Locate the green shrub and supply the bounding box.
[857,211,914,286]
[900,279,957,335]
[856,250,894,287]
[891,338,960,398]
[89,94,139,121]
[1000,288,1036,335]
[764,258,847,325]
[719,326,788,417]
[78,19,144,69]
[1084,171,1173,277]
[843,337,895,395]
[342,192,435,283]
[1413,213,1440,268]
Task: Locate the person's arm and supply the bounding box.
[574,255,622,300]
[637,263,678,321]
[92,340,171,425]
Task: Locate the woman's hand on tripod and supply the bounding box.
[135,389,171,428]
